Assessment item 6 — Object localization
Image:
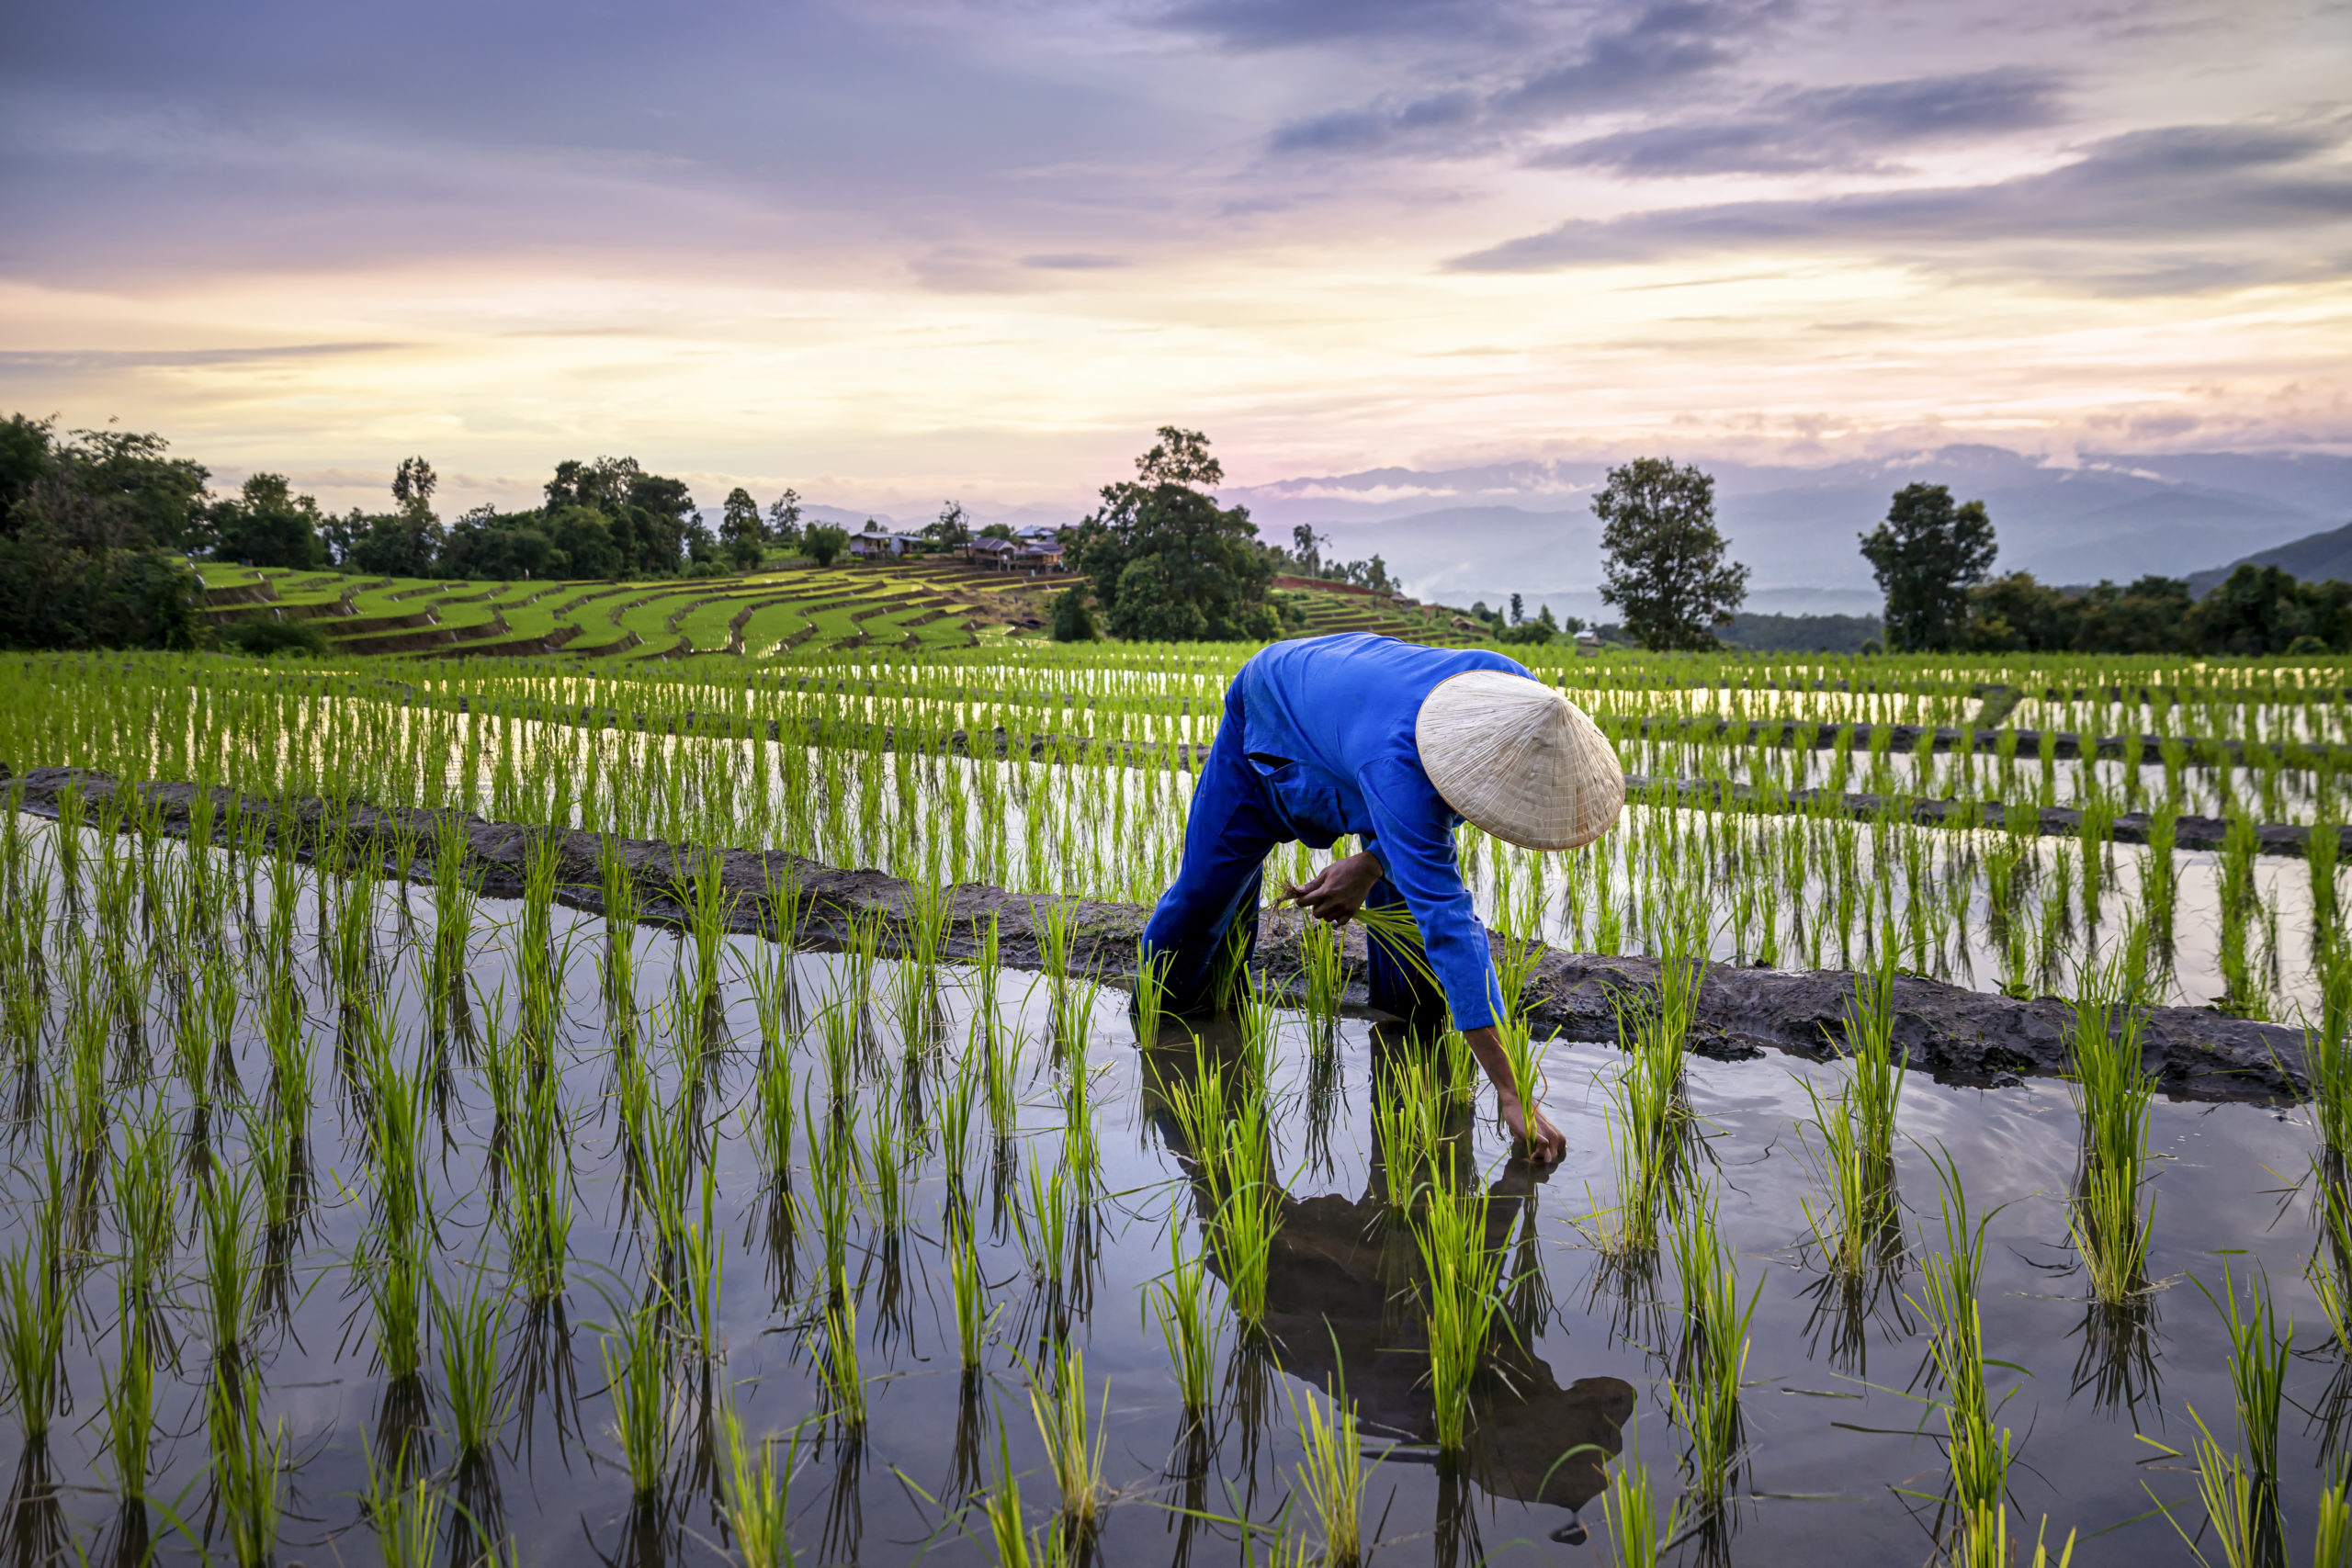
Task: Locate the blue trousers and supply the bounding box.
[1142,687,1444,1027]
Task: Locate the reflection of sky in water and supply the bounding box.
[0,817,2340,1564]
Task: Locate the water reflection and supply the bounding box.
[1140,1013,1636,1544]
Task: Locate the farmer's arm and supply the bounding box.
[1351,760,1567,1163]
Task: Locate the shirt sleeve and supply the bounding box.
[1356,755,1502,1031]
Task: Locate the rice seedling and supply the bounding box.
[432,1268,510,1460]
[818,1001,860,1108]
[2311,942,2352,1165]
[200,1164,259,1359]
[1025,1340,1108,1536]
[362,1437,447,1568]
[1913,1153,2015,1559]
[1288,1369,1375,1568]
[819,1294,868,1431]
[2066,940,2155,1305]
[0,1235,67,1442]
[941,1031,981,1195]
[368,1220,429,1384]
[1664,1188,1758,1513]
[679,1164,727,1362]
[602,1294,675,1495]
[1148,1224,1219,1419]
[2199,1265,2290,1510]
[209,1363,287,1568]
[1411,1169,1505,1452]
[1600,1450,1681,1568]
[947,1211,994,1373]
[1841,942,1906,1171]
[717,1396,805,1568]
[104,1289,154,1501]
[977,1432,1071,1568]
[500,1060,573,1303]
[1495,1014,1550,1144]
[1017,1145,1075,1284]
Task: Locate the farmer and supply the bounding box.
[1140,631,1623,1165]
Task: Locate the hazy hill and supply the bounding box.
[1227,445,2346,619]
[2187,519,2352,597]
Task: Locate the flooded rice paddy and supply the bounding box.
[0,812,2345,1566]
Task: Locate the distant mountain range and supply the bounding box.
[798,445,2348,622]
[2188,520,2352,598]
[1222,446,2350,617]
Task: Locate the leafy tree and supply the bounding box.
[208,474,325,569]
[391,456,438,521]
[1069,427,1276,643]
[2188,564,2352,655]
[440,506,559,580]
[1050,587,1097,641]
[925,501,970,547]
[540,457,696,576]
[0,537,201,650]
[720,486,765,570]
[349,513,444,577]
[0,414,56,532]
[1594,457,1748,650]
[3,423,209,552]
[1509,592,1524,625]
[766,489,803,550]
[1859,483,1996,651]
[978,522,1016,543]
[545,506,620,578]
[805,524,850,567]
[1291,524,1326,577]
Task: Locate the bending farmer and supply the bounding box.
[1141,632,1623,1165]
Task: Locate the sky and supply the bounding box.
[2,0,2347,521]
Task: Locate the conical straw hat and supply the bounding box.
[1414,671,1623,851]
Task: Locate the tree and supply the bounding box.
[349,513,444,577]
[767,489,803,550]
[805,524,850,567]
[1068,428,1275,643]
[1509,592,1524,625]
[207,473,325,569]
[720,486,765,570]
[1050,587,1097,641]
[1291,524,1326,577]
[391,457,438,521]
[925,501,970,547]
[978,522,1016,543]
[2188,564,2352,655]
[1859,483,1996,651]
[1594,457,1748,650]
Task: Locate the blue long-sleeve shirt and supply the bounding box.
[1231,633,1534,1031]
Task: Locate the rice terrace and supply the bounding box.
[6,0,2349,1562]
[6,597,2352,1565]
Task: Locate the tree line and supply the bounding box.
[2,409,2338,658]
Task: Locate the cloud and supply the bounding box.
[1148,0,1530,51]
[0,343,407,371]
[1526,67,2065,175]
[1449,122,2352,288]
[1020,252,1128,269]
[1266,0,1781,158]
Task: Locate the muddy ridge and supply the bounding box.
[2,763,2310,1107]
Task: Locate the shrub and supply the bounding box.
[220,617,331,658]
[1050,588,1097,642]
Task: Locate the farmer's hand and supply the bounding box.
[1278,851,1385,925]
[1465,1024,1568,1165]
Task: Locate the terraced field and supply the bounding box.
[196,560,1459,662]
[196,560,1017,660]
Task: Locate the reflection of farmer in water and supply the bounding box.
[1141,633,1623,1163]
[1144,1018,1636,1531]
